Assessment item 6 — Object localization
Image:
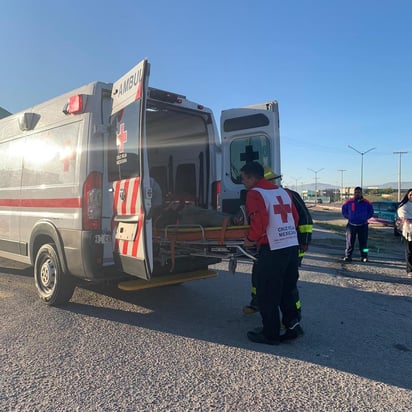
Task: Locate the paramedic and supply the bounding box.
[243,168,312,340]
[342,187,374,262]
[241,161,300,345]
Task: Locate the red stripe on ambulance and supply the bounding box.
[130,178,139,215]
[113,177,142,257]
[121,180,130,215]
[0,198,81,208]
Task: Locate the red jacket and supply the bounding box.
[245,178,299,247]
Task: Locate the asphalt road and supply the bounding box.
[1,223,411,411]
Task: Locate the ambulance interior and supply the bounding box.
[144,101,225,273]
[112,97,250,276]
[145,101,213,209]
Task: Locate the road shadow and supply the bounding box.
[63,266,412,390]
[2,250,410,390]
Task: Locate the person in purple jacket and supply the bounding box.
[342,186,374,262]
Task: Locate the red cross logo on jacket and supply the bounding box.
[273,195,292,223]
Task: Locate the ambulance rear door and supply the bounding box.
[108,59,153,279]
[219,101,280,214]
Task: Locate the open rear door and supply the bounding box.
[108,59,153,279]
[219,101,281,214]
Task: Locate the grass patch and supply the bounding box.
[314,221,345,234]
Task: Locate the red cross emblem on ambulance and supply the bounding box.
[61,140,75,172]
[116,123,127,153]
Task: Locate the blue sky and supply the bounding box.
[1,0,411,189]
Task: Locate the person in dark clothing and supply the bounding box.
[341,187,374,262]
[241,162,300,345]
[243,168,312,341]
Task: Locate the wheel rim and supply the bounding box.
[38,258,56,296]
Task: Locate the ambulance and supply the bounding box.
[0,59,280,305]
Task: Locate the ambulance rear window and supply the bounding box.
[223,113,270,132]
[108,101,140,182]
[229,135,271,184]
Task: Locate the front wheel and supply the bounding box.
[34,244,75,306]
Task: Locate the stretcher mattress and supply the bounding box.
[154,224,249,244]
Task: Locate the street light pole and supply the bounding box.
[290,176,300,193]
[393,151,408,201]
[348,145,376,188]
[337,169,346,201]
[308,168,324,203]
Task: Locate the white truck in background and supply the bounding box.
[0,58,280,305]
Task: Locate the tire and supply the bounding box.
[34,243,75,306]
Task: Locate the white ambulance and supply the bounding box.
[0,59,280,305]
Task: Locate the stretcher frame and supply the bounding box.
[153,223,257,274]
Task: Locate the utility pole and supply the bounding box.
[393,151,408,201]
[290,176,300,193]
[337,169,346,201]
[308,168,324,203]
[348,145,376,188]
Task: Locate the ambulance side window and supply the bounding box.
[0,138,24,187]
[21,122,80,186]
[108,101,140,182]
[229,135,271,183]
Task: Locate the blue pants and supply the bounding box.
[345,223,369,258]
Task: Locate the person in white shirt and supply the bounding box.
[397,188,412,277]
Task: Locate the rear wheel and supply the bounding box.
[34,243,75,306]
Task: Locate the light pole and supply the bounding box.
[308,168,324,203]
[348,145,376,188]
[290,176,300,193]
[393,151,408,201]
[337,169,346,201]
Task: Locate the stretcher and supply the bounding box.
[153,221,257,274]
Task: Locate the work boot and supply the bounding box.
[280,322,304,342]
[242,296,259,314]
[247,330,279,345]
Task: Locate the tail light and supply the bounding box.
[83,172,102,230]
[212,181,221,211]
